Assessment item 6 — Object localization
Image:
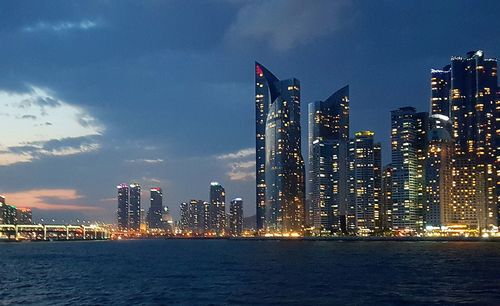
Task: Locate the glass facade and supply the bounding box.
[256,62,305,234]
[147,188,163,230]
[229,198,243,236]
[117,184,129,230]
[209,182,226,236]
[308,86,350,234]
[129,183,141,231]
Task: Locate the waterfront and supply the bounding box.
[1,240,499,305]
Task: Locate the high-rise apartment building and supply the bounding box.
[255,62,305,234]
[209,182,226,235]
[391,107,428,232]
[148,188,163,230]
[308,86,350,234]
[117,184,129,230]
[229,198,243,236]
[353,131,381,233]
[129,183,141,231]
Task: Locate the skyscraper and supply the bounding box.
[390,107,428,232]
[431,65,451,118]
[117,184,129,230]
[16,208,32,225]
[308,86,350,234]
[425,115,453,227]
[179,202,189,232]
[448,50,498,229]
[229,198,243,236]
[255,62,305,234]
[381,164,393,231]
[148,187,163,230]
[209,182,226,236]
[353,131,381,233]
[129,183,141,231]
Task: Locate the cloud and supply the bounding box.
[22,19,101,33]
[125,158,164,164]
[216,148,254,160]
[216,148,255,181]
[0,86,104,166]
[5,189,101,212]
[225,0,350,51]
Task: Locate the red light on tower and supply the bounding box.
[256,65,263,77]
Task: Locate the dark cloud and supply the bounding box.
[20,114,37,120]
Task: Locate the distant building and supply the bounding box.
[179,202,189,232]
[16,208,32,225]
[381,164,393,231]
[308,86,350,234]
[229,198,243,236]
[117,184,129,230]
[148,188,163,230]
[161,206,174,233]
[209,182,226,235]
[129,183,141,231]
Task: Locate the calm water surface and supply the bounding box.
[0,240,499,305]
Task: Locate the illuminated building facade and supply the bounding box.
[209,182,226,235]
[129,183,141,231]
[391,107,428,232]
[446,50,498,229]
[308,86,350,234]
[255,62,305,234]
[353,131,381,233]
[380,164,393,231]
[229,198,243,236]
[431,66,451,118]
[425,115,453,227]
[346,138,356,232]
[147,188,163,230]
[179,202,189,232]
[117,184,129,230]
[16,208,32,225]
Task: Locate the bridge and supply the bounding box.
[0,224,110,241]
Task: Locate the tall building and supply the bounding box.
[129,183,141,231]
[209,182,226,235]
[179,202,189,232]
[425,115,453,227]
[353,131,381,233]
[229,198,243,236]
[447,50,498,229]
[308,86,350,234]
[391,107,428,232]
[380,164,393,231]
[148,188,163,230]
[16,208,32,225]
[346,138,356,232]
[255,62,305,234]
[431,65,451,118]
[117,184,129,230]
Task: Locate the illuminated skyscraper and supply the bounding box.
[451,51,497,229]
[391,107,428,232]
[129,183,141,231]
[308,86,350,234]
[179,202,189,232]
[425,115,453,227]
[353,131,381,233]
[433,50,498,229]
[229,198,243,236]
[117,184,129,230]
[255,62,305,234]
[147,188,163,230]
[209,182,226,235]
[346,138,356,232]
[381,164,393,231]
[431,66,451,118]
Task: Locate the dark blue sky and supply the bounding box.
[0,0,499,223]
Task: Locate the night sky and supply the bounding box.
[0,0,499,223]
